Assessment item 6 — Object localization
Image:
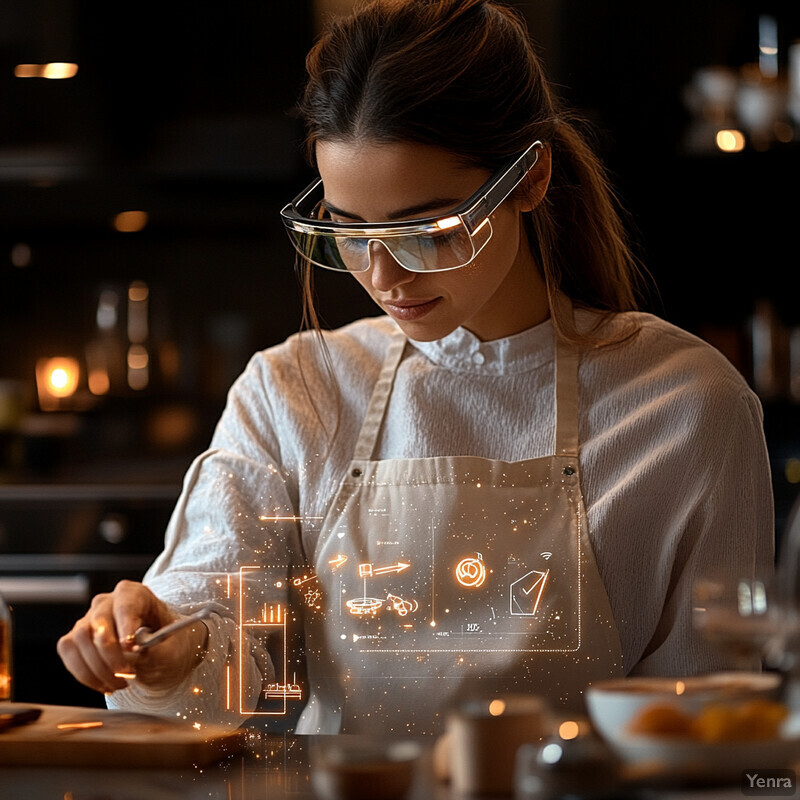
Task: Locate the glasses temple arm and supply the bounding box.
[461,141,543,229]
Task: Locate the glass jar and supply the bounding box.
[0,592,11,701]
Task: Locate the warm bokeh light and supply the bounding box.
[50,369,70,391]
[146,404,198,450]
[14,63,78,79]
[40,358,79,397]
[42,62,79,79]
[558,719,581,740]
[715,129,746,153]
[85,340,111,396]
[488,699,506,716]
[127,345,149,371]
[785,458,800,485]
[35,357,81,410]
[128,280,149,303]
[13,64,39,78]
[127,344,149,390]
[127,280,149,343]
[88,368,110,396]
[113,210,149,233]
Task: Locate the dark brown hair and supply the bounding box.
[296,0,649,344]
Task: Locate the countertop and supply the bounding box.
[0,720,775,800]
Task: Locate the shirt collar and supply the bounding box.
[410,318,555,375]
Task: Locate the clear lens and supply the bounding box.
[384,225,477,272]
[288,220,492,273]
[290,228,351,271]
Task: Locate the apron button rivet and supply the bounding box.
[352,468,362,478]
[563,466,575,476]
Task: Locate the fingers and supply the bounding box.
[109,580,173,648]
[57,581,170,695]
[56,609,131,694]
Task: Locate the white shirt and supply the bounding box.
[108,309,774,725]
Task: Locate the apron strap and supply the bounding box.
[353,298,580,461]
[353,332,407,461]
[553,294,580,459]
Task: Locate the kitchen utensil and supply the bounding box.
[0,705,41,732]
[133,607,211,650]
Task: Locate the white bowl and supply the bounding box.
[585,671,781,746]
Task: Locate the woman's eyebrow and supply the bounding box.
[322,197,462,222]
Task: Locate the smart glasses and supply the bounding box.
[280,140,543,273]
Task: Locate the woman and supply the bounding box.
[57,0,773,735]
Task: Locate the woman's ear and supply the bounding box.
[518,143,551,213]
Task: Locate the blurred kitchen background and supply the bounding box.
[0,0,799,706]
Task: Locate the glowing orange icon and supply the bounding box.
[329,554,348,570]
[346,597,383,616]
[455,554,487,588]
[358,561,410,578]
[264,681,302,701]
[387,593,419,616]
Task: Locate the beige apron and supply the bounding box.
[297,314,624,735]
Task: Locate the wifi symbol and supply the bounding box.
[540,552,552,560]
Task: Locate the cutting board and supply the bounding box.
[0,703,246,767]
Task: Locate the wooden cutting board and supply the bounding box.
[0,703,246,767]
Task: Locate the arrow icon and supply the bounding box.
[328,554,348,570]
[373,562,411,576]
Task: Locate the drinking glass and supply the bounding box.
[692,573,788,670]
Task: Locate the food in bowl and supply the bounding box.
[628,697,788,742]
[585,672,782,745]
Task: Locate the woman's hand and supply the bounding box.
[57,580,209,695]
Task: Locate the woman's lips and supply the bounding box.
[382,297,442,321]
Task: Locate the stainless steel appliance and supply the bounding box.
[0,483,179,707]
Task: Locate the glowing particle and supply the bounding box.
[57,721,103,730]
